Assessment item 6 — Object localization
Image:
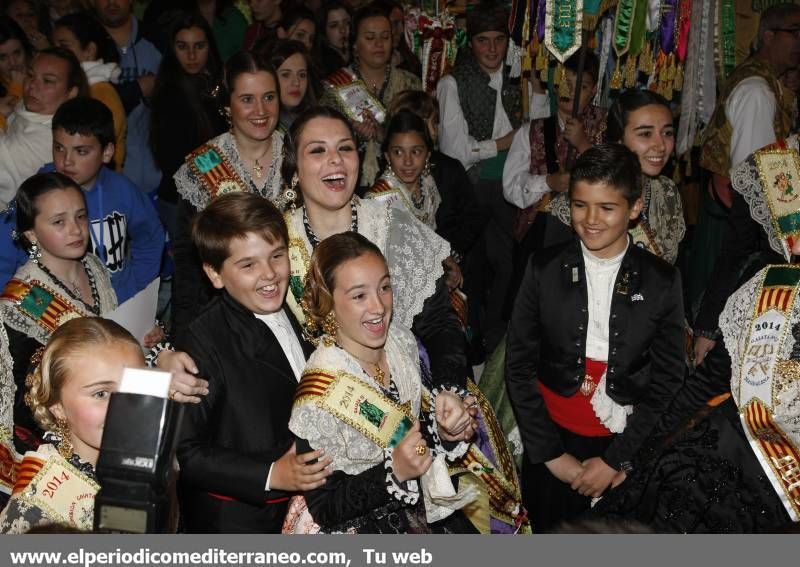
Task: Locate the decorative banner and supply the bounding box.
[407,9,462,94]
[755,147,800,258]
[544,0,585,62]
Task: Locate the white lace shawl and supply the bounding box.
[287,198,448,329]
[548,175,685,264]
[173,130,285,211]
[0,254,117,346]
[719,268,800,447]
[729,134,800,262]
[288,326,423,475]
[0,324,14,450]
[366,172,442,230]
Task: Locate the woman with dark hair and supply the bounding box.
[53,12,127,168]
[0,173,117,457]
[321,3,421,188]
[0,47,87,206]
[259,38,314,130]
[196,0,247,62]
[0,15,31,124]
[316,0,350,77]
[4,0,50,51]
[280,107,528,533]
[171,50,284,336]
[150,11,226,236]
[277,6,316,53]
[376,0,420,76]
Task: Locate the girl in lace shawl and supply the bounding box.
[0,317,145,533]
[0,173,117,456]
[548,89,685,265]
[285,232,477,533]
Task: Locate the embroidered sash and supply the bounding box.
[295,369,414,449]
[285,212,312,324]
[14,451,99,530]
[186,143,248,202]
[325,68,387,125]
[629,218,663,258]
[1,279,84,334]
[0,442,17,495]
[738,265,800,521]
[754,145,800,258]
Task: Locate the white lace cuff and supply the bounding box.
[590,373,633,434]
[383,448,419,505]
[429,386,470,461]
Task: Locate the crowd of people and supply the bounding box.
[0,0,798,535]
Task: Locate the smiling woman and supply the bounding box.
[171,50,286,337]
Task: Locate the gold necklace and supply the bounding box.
[246,142,272,179]
[353,352,387,386]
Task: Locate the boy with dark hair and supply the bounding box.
[0,97,164,303]
[505,144,684,531]
[176,192,331,534]
[503,47,606,267]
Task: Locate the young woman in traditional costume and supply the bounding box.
[282,106,528,533]
[590,138,800,531]
[172,50,284,336]
[319,3,421,189]
[285,231,475,533]
[1,173,117,456]
[0,317,144,533]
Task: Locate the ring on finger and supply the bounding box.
[415,444,427,456]
[168,389,177,401]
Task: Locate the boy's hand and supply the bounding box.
[545,452,584,484]
[563,117,591,153]
[571,457,617,498]
[270,442,332,492]
[159,350,209,403]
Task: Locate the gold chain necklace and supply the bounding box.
[247,142,272,179]
[352,352,387,386]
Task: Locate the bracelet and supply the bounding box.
[144,341,173,368]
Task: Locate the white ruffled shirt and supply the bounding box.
[81,60,121,85]
[581,241,626,362]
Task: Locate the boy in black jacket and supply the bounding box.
[505,144,684,531]
[176,192,331,533]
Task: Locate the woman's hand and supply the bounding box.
[392,422,432,482]
[353,110,379,141]
[159,350,209,404]
[270,442,333,491]
[442,256,463,291]
[435,391,476,442]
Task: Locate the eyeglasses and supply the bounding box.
[771,28,800,38]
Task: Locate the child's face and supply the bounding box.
[53,128,113,189]
[25,187,89,263]
[557,70,596,117]
[570,180,642,259]
[49,341,144,466]
[331,252,393,356]
[203,232,290,315]
[621,104,674,177]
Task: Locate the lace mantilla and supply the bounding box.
[729,136,800,261]
[289,326,423,476]
[0,325,14,446]
[173,130,285,211]
[0,255,117,346]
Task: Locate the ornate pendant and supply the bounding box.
[253,160,264,179]
[579,375,596,397]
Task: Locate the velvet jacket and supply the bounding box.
[505,238,685,470]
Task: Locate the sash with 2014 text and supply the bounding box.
[739,265,800,521]
[186,143,248,202]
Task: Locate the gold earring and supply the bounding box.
[322,311,339,346]
[55,417,73,460]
